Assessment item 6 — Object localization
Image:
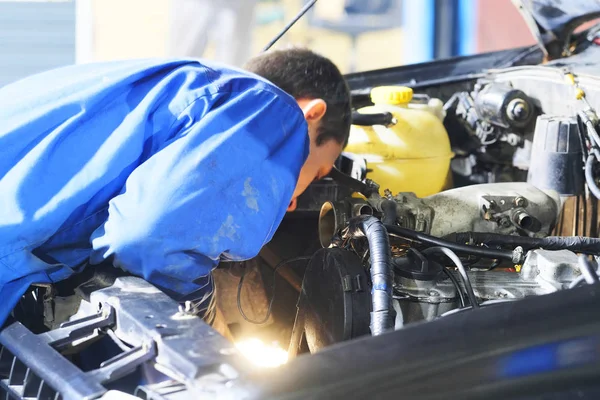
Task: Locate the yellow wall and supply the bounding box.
[90,0,403,73]
[92,0,169,61]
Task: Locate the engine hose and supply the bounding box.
[582,116,600,149]
[423,247,479,309]
[452,232,600,256]
[352,112,395,127]
[384,224,521,263]
[380,200,398,225]
[585,154,600,200]
[347,216,395,336]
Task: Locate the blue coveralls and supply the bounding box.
[0,59,309,325]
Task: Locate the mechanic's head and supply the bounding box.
[244,48,351,211]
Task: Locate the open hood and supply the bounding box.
[513,0,600,59]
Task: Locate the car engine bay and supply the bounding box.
[283,37,600,353]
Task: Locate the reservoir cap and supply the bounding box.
[371,86,414,105]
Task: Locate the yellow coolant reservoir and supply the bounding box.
[346,86,453,197]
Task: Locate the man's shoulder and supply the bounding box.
[198,59,300,109]
[0,57,301,120]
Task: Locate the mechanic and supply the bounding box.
[0,48,351,326]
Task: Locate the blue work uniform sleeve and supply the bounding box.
[89,88,308,298]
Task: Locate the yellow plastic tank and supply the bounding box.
[346,86,453,197]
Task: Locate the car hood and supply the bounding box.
[514,0,600,58]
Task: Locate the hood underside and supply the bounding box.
[515,0,600,58]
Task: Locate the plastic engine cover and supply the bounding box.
[528,115,584,196]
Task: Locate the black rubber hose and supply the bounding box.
[352,112,395,126]
[452,232,600,256]
[442,268,466,308]
[585,154,600,200]
[381,200,398,226]
[347,216,395,336]
[384,224,518,263]
[424,247,479,309]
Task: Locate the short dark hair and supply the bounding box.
[244,48,352,147]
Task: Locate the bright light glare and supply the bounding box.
[235,338,288,368]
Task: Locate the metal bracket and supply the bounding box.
[0,276,257,399]
[40,304,115,350]
[87,342,157,384]
[0,323,107,400]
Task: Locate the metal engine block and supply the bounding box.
[319,182,562,247]
[393,249,582,327]
[371,182,562,237]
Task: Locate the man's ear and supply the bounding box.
[301,99,327,123]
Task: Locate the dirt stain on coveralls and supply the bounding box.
[211,214,240,255]
[243,178,259,212]
[216,215,239,241]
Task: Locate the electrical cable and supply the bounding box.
[484,259,502,271]
[451,231,600,256]
[237,256,311,325]
[424,247,479,309]
[585,153,600,200]
[384,224,518,262]
[582,115,600,148]
[578,110,600,200]
[460,256,482,268]
[106,329,132,352]
[440,298,519,317]
[442,268,466,308]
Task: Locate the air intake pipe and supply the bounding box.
[346,216,395,336]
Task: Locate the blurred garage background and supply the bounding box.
[0,0,536,87]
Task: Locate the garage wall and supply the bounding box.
[89,0,404,73]
[0,0,76,87]
[476,0,536,53]
[92,0,169,61]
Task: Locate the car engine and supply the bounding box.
[288,45,600,354]
[288,177,600,354]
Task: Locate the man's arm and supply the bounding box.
[90,88,308,298]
